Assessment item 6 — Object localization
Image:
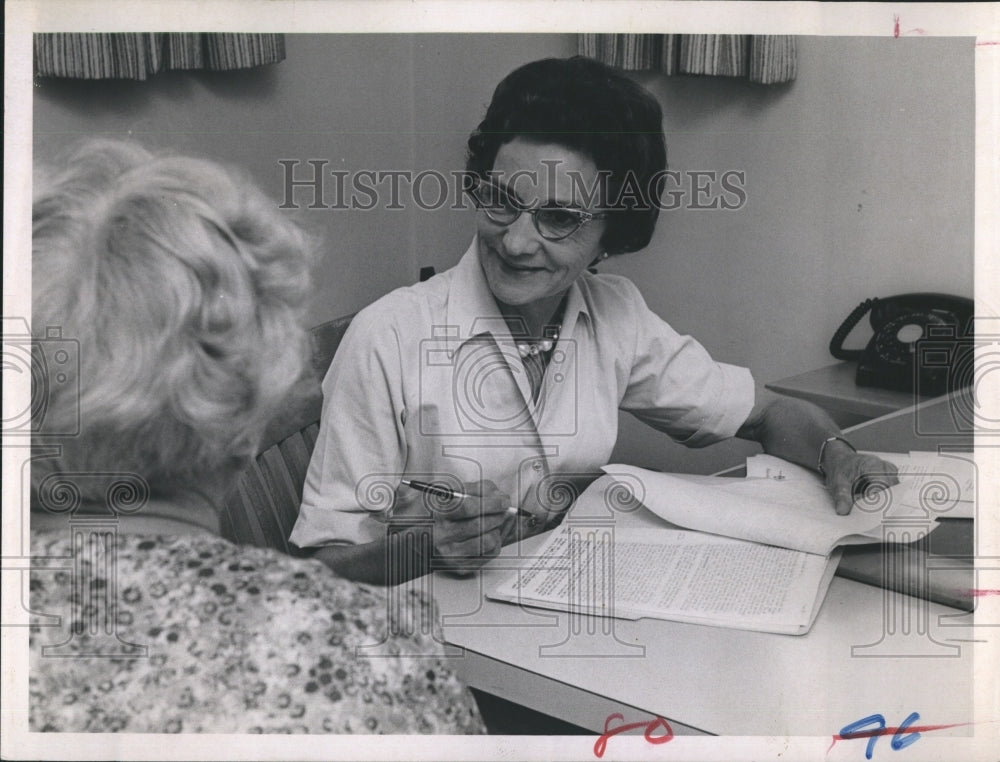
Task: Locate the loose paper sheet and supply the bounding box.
[746,452,975,519]
[603,463,937,556]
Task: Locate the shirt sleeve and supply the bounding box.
[616,278,755,447]
[290,303,409,547]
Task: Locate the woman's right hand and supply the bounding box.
[398,479,512,575]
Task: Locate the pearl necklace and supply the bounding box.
[516,329,559,359]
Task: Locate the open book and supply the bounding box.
[488,459,950,635]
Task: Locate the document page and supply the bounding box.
[892,452,974,518]
[603,464,917,556]
[488,524,839,635]
[747,451,974,519]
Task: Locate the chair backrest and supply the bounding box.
[309,315,355,381]
[218,314,353,553]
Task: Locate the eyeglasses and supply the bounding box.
[467,177,609,242]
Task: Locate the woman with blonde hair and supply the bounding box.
[29,140,484,734]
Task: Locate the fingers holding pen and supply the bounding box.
[399,478,511,568]
[441,481,510,554]
[426,479,509,526]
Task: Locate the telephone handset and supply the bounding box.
[829,293,973,396]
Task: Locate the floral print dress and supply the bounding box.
[29,530,485,734]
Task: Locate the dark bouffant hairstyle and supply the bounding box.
[466,56,667,255]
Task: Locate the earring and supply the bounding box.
[587,252,609,274]
[590,253,609,267]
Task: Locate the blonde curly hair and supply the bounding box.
[32,140,316,501]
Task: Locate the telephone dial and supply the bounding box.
[829,293,974,396]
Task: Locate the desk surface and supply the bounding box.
[435,551,974,736]
[433,394,979,737]
[766,362,931,425]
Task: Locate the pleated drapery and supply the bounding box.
[579,34,797,84]
[34,33,286,80]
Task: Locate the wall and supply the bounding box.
[605,36,974,473]
[33,34,578,326]
[33,35,973,474]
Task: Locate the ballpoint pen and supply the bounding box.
[400,479,536,521]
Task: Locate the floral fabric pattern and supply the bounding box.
[29,530,485,734]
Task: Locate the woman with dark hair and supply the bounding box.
[465,56,667,257]
[292,56,896,584]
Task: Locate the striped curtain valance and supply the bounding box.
[579,34,797,84]
[34,33,286,80]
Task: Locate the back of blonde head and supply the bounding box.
[32,140,316,501]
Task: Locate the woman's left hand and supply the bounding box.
[821,439,899,515]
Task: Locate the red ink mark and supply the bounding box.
[893,14,900,38]
[976,41,1000,46]
[828,720,972,754]
[906,28,927,36]
[594,713,674,758]
[967,588,1000,597]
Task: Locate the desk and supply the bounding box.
[766,362,930,427]
[432,394,977,736]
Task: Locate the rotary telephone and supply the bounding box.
[829,293,974,396]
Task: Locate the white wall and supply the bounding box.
[34,35,973,474]
[606,36,974,473]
